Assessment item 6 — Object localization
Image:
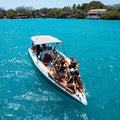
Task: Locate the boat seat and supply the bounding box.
[32,46,36,52]
[43,54,52,63]
[32,46,42,53]
[40,47,42,52]
[41,50,53,59]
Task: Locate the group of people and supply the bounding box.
[35,44,84,95]
[51,51,85,95]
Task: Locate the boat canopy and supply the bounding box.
[31,35,62,45]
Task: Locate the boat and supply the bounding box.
[28,35,87,105]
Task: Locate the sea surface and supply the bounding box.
[0,18,120,120]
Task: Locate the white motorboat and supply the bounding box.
[28,35,87,105]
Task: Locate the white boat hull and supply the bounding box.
[28,48,87,105]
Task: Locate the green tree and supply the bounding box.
[40,8,50,16]
[0,7,6,18]
[35,9,40,16]
[16,6,28,15]
[49,8,69,18]
[101,11,120,20]
[76,4,81,10]
[27,10,32,16]
[56,9,64,18]
[72,4,76,10]
[81,3,88,12]
[6,10,16,19]
[87,1,107,10]
[0,12,4,18]
[81,1,107,12]
[62,6,72,15]
[48,8,57,18]
[116,7,120,12]
[75,10,85,19]
[107,6,116,12]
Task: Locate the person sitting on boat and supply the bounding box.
[53,51,59,61]
[58,64,68,83]
[77,75,85,94]
[42,44,47,51]
[64,63,70,81]
[67,68,77,93]
[53,58,62,80]
[69,56,79,69]
[74,65,79,76]
[64,63,69,81]
[36,45,40,58]
[47,45,52,50]
[59,58,69,81]
[60,58,65,70]
[52,55,60,70]
[49,51,59,62]
[52,57,65,81]
[56,58,65,81]
[74,66,85,94]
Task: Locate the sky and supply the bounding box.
[0,0,120,10]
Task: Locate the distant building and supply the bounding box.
[16,13,28,19]
[87,9,107,19]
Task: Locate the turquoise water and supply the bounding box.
[0,18,120,120]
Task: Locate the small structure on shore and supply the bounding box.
[16,13,28,19]
[87,9,107,19]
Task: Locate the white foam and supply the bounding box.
[108,65,113,68]
[8,57,16,62]
[80,113,88,120]
[8,102,21,110]
[7,91,11,93]
[15,60,20,63]
[98,66,101,69]
[5,114,13,117]
[3,74,14,78]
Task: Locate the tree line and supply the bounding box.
[0,1,120,20]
